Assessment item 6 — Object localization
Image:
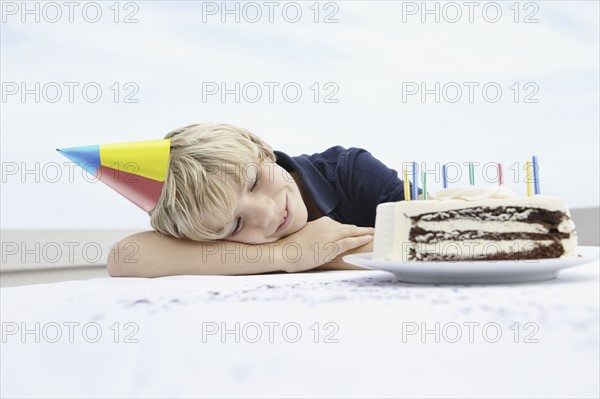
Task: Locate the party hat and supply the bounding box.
[56,139,171,212]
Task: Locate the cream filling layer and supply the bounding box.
[416,220,549,234]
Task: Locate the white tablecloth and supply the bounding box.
[2,259,599,398]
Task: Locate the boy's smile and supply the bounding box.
[274,193,292,234]
[219,161,309,244]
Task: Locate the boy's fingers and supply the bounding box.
[338,223,372,231]
[344,226,375,237]
[337,235,373,253]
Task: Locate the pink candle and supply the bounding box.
[498,163,503,186]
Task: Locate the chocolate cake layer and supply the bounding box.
[408,241,565,261]
[415,206,565,229]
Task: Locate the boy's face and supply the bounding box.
[217,161,309,244]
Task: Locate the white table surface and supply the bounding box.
[1,256,599,398]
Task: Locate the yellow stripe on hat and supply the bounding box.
[99,139,170,182]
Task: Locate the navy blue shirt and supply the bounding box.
[274,146,420,228]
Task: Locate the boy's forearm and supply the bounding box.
[108,218,375,277]
[108,231,288,277]
[313,241,373,271]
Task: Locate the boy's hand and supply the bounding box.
[279,216,374,273]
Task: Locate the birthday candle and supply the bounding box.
[442,164,448,189]
[498,163,503,186]
[412,161,418,200]
[526,160,533,197]
[403,166,411,201]
[469,162,475,185]
[532,155,540,194]
[422,171,427,200]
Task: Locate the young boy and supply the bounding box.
[107,123,420,277]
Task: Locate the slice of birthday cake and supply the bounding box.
[372,186,577,262]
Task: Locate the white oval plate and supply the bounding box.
[343,246,599,284]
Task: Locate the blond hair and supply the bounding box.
[149,123,275,241]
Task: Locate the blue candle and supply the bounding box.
[532,155,540,195]
[442,164,448,189]
[412,161,418,200]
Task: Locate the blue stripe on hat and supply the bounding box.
[56,145,101,176]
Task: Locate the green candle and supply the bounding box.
[422,171,427,200]
[469,162,475,185]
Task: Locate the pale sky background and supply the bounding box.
[1,0,599,229]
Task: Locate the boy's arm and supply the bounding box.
[107,216,374,277]
[107,231,284,277]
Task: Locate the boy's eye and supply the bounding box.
[250,175,260,192]
[230,217,242,237]
[230,174,261,237]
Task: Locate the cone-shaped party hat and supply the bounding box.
[57,139,171,212]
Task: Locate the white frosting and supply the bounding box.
[394,187,571,216]
[434,186,517,201]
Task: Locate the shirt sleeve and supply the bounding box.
[345,147,421,227]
